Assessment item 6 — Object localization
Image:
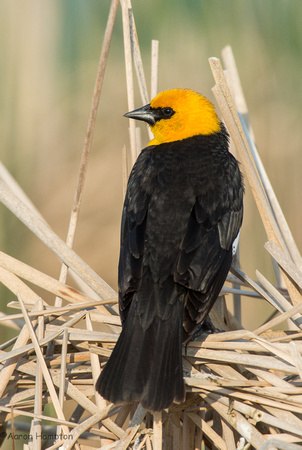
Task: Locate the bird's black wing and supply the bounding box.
[174,155,244,339]
[118,149,151,323]
[100,146,187,410]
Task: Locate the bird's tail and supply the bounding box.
[96,297,185,412]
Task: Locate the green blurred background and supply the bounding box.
[1,0,302,340]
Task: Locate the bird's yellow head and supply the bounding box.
[124,88,221,145]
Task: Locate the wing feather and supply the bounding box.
[118,161,150,322]
[175,167,243,337]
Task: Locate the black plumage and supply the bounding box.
[96,124,243,411]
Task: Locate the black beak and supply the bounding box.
[123,104,156,126]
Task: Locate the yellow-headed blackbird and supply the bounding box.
[96,88,244,411]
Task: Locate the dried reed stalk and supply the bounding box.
[120,0,137,165]
[209,57,302,310]
[54,0,120,313]
[151,40,159,99]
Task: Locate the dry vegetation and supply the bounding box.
[0,1,302,449]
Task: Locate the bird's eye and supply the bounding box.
[162,107,174,117]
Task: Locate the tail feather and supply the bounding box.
[96,297,185,411]
[141,314,184,410]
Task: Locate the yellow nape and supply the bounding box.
[148,88,221,145]
[147,138,159,146]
